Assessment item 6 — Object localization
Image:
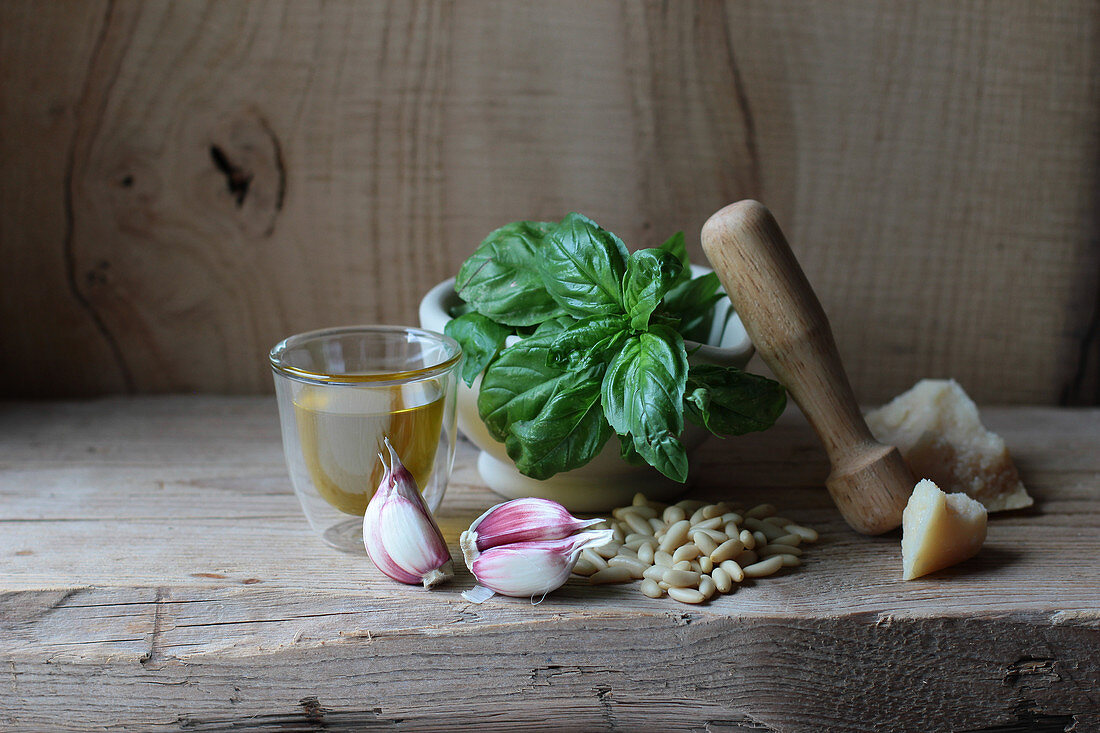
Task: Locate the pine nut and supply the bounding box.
[777,553,801,567]
[692,532,718,556]
[763,515,793,528]
[699,556,714,574]
[745,503,776,519]
[773,533,803,547]
[640,578,664,598]
[724,521,740,537]
[616,505,657,520]
[637,542,655,565]
[719,559,745,583]
[689,507,708,525]
[648,517,665,533]
[737,550,758,566]
[624,513,654,536]
[712,566,732,592]
[594,541,622,559]
[753,531,769,548]
[672,543,702,563]
[642,565,665,581]
[695,527,728,543]
[658,580,671,590]
[673,560,692,570]
[624,532,650,545]
[612,525,626,543]
[661,568,701,587]
[698,574,717,599]
[721,512,743,525]
[742,555,784,578]
[692,517,723,531]
[675,499,707,512]
[710,538,744,563]
[590,566,635,584]
[616,545,639,558]
[663,505,686,524]
[632,492,649,507]
[759,544,802,557]
[581,548,608,569]
[659,520,691,553]
[785,524,819,542]
[668,587,706,604]
[701,504,723,520]
[608,555,649,578]
[572,558,599,576]
[740,529,755,549]
[744,517,786,541]
[654,550,674,567]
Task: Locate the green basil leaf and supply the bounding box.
[506,365,612,479]
[658,231,691,285]
[443,313,513,387]
[601,324,689,482]
[455,221,562,326]
[548,315,630,369]
[662,272,723,343]
[618,434,648,467]
[540,212,629,318]
[476,316,590,444]
[684,364,787,437]
[623,248,683,331]
[448,301,472,319]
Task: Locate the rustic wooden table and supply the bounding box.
[2,397,1097,732]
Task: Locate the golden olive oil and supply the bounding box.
[293,382,444,516]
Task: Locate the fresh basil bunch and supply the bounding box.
[445,213,785,483]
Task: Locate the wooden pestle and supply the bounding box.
[700,200,913,535]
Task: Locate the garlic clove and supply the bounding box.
[461,497,603,557]
[364,438,454,588]
[465,529,613,598]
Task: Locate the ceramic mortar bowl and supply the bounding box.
[419,265,754,512]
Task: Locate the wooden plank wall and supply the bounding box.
[2,0,1097,403]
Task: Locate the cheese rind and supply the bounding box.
[902,479,987,580]
[866,379,1032,512]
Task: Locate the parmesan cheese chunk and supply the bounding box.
[902,479,987,580]
[866,379,1032,512]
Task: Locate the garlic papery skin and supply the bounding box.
[363,438,454,588]
[460,497,603,558]
[465,529,613,598]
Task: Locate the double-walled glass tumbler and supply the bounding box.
[270,326,461,552]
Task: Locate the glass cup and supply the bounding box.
[270,326,461,553]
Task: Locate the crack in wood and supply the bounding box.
[1061,256,1100,405]
[1003,657,1061,689]
[594,683,617,730]
[138,587,166,667]
[178,704,388,730]
[61,0,134,392]
[209,145,253,208]
[719,3,762,198]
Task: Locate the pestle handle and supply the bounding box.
[700,200,913,535]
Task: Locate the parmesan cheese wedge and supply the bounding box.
[902,479,987,580]
[866,379,1032,512]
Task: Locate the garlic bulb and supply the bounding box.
[463,529,613,599]
[460,497,603,556]
[363,438,453,588]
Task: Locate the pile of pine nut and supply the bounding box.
[573,493,818,604]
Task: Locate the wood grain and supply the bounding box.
[1,396,1098,731]
[1,1,1099,402]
